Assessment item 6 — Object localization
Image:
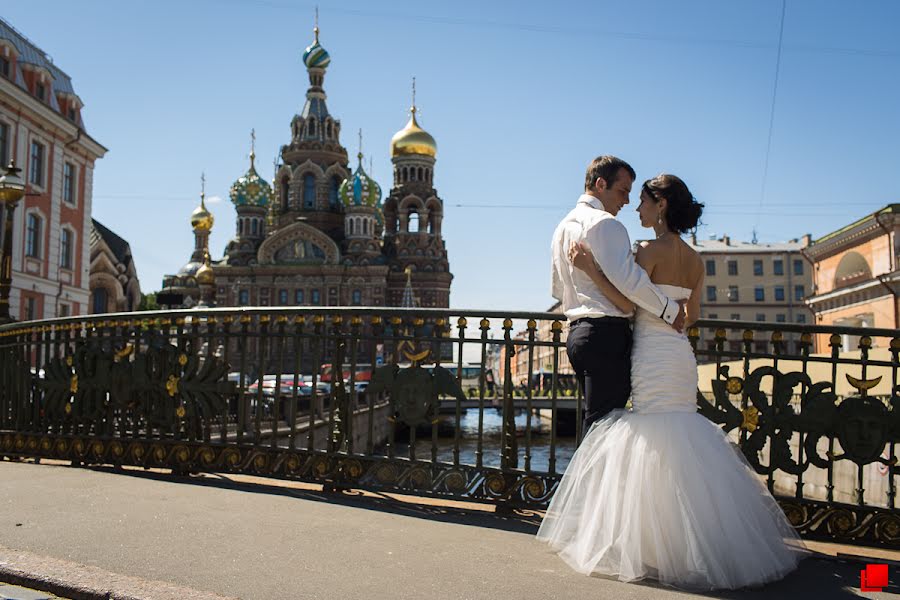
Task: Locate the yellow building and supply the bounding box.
[687,234,815,356]
[804,204,900,351]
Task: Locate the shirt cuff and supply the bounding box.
[659,296,679,324]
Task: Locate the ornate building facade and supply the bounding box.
[160,23,452,367]
[0,18,107,319]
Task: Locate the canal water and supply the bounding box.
[392,409,578,474]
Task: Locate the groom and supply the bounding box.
[551,155,685,435]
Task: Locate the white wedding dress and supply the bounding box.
[537,284,807,590]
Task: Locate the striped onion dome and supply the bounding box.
[339,153,382,207]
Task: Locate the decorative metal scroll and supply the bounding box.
[38,336,233,429]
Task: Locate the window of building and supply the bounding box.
[60,228,73,269]
[728,340,742,352]
[26,213,42,258]
[238,290,249,305]
[352,289,362,305]
[775,286,785,301]
[0,56,9,78]
[706,286,716,302]
[303,174,316,208]
[754,287,765,302]
[730,313,740,321]
[728,285,739,302]
[793,259,804,276]
[68,107,76,121]
[329,176,340,207]
[753,259,763,276]
[727,260,738,276]
[63,163,76,204]
[0,122,8,167]
[753,341,768,354]
[796,313,806,324]
[26,296,36,320]
[776,314,786,323]
[705,260,715,276]
[311,289,321,305]
[278,289,288,305]
[756,313,766,322]
[708,313,718,319]
[794,285,805,301]
[92,288,107,313]
[308,118,316,136]
[58,303,70,317]
[29,141,44,186]
[35,82,46,101]
[295,289,305,304]
[773,259,784,276]
[251,219,258,236]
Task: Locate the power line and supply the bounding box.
[755,0,787,232]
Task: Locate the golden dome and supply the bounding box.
[190,194,214,231]
[196,255,215,285]
[390,109,437,158]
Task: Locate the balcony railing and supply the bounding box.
[1,308,898,548]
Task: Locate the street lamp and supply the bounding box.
[0,160,27,324]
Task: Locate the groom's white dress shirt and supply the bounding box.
[551,194,679,324]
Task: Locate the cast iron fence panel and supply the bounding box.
[1,308,898,548]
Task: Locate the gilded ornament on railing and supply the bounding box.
[740,406,760,432]
[846,374,881,394]
[166,375,180,397]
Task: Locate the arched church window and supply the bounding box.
[352,289,362,305]
[281,177,290,210]
[326,121,333,138]
[402,167,408,183]
[417,167,423,181]
[409,210,420,233]
[329,176,340,207]
[303,174,316,208]
[239,219,244,235]
[349,219,354,235]
[363,219,368,234]
[308,118,316,136]
[251,219,258,236]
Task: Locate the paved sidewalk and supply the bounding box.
[0,460,897,600]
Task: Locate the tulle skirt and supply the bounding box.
[536,410,807,590]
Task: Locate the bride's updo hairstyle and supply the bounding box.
[644,174,704,234]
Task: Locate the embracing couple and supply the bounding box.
[536,156,807,590]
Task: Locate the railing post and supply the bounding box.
[501,317,517,470]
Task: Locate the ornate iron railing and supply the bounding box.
[0,308,898,548]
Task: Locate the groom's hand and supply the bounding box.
[670,300,687,333]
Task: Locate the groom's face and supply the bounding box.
[598,169,634,216]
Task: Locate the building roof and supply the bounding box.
[685,237,808,254]
[0,17,85,126]
[91,219,132,266]
[813,204,900,246]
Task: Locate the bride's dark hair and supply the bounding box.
[643,174,703,234]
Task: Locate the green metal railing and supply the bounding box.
[1,308,898,548]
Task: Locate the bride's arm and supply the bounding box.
[568,242,636,313]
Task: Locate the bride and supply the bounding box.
[536,174,807,590]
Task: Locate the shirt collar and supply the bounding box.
[577,194,603,211]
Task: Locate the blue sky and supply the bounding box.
[5,0,899,312]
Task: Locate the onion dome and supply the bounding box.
[196,252,215,285]
[339,153,382,207]
[190,193,214,231]
[229,151,272,207]
[302,25,331,70]
[390,107,436,158]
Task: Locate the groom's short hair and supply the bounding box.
[584,156,636,191]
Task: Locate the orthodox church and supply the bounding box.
[161,21,452,312]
